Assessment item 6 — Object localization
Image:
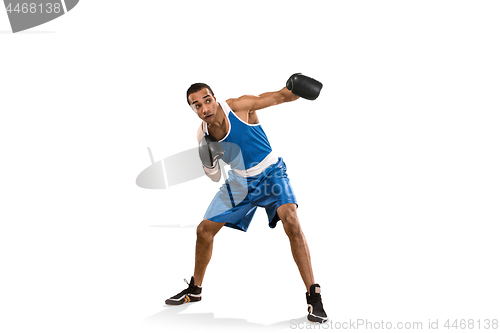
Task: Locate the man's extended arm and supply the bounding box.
[227,87,299,113]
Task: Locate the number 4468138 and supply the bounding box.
[5,3,62,14]
[444,319,498,330]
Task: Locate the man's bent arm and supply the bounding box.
[197,125,222,182]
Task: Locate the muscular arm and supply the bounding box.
[227,87,299,113]
[197,125,221,182]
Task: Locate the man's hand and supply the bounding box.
[199,135,224,169]
[196,126,222,181]
[286,73,323,100]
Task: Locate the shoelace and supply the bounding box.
[185,278,202,290]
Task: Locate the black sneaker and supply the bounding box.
[165,277,202,305]
[306,284,328,323]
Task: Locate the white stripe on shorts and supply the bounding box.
[232,151,278,178]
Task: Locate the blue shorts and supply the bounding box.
[204,157,298,232]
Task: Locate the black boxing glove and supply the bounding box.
[199,135,224,169]
[286,73,323,100]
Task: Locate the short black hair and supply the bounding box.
[186,83,214,105]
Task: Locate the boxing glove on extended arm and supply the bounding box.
[199,135,224,169]
[286,73,323,100]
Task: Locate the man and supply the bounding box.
[165,74,327,323]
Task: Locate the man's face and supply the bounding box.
[188,88,217,123]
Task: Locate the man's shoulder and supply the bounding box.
[196,123,204,142]
[226,97,247,113]
[224,99,255,123]
[225,98,234,109]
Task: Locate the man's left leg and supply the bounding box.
[277,203,315,290]
[277,203,327,323]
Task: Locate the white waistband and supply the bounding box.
[232,151,278,178]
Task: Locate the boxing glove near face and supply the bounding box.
[199,135,224,169]
[286,73,323,100]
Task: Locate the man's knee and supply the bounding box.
[197,219,223,240]
[196,220,212,239]
[278,204,301,237]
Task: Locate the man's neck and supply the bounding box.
[208,103,225,129]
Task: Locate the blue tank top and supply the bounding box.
[203,101,273,171]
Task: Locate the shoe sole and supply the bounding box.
[307,304,328,323]
[165,294,201,305]
[307,313,328,323]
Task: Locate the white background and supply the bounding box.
[1,1,499,332]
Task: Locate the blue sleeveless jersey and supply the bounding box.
[203,101,273,171]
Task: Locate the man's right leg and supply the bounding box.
[193,219,225,286]
[165,219,224,305]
